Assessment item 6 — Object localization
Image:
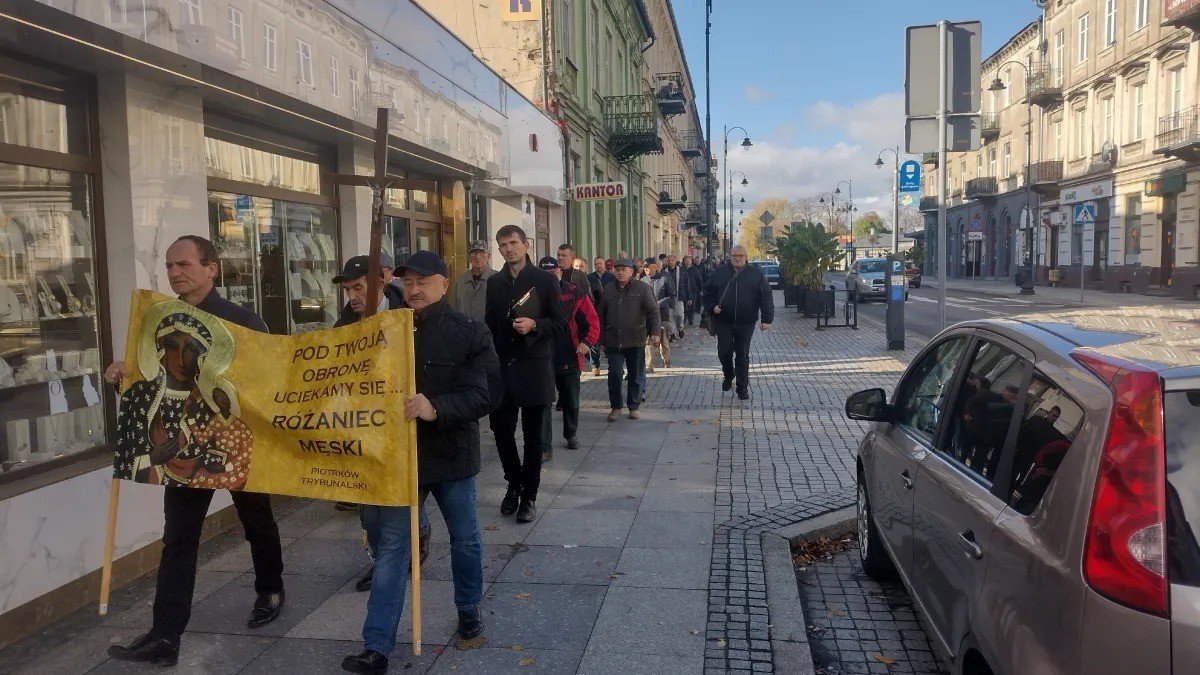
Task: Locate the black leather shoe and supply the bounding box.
[737,389,750,401]
[247,591,285,628]
[342,649,388,674]
[500,484,521,516]
[355,566,374,592]
[516,498,537,523]
[566,437,579,450]
[107,633,178,666]
[722,377,733,391]
[419,530,431,565]
[457,608,484,640]
[543,448,554,462]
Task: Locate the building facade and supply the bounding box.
[0,0,563,644]
[415,0,709,262]
[925,0,1200,298]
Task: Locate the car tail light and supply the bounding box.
[1072,349,1168,618]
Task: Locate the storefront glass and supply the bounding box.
[1125,196,1141,265]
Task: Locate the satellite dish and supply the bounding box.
[1100,140,1118,166]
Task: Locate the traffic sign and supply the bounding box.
[899,160,922,192]
[1073,202,1097,226]
[967,215,984,242]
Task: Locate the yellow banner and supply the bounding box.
[113,290,416,506]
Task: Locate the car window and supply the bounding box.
[942,340,1028,484]
[1007,374,1085,515]
[1164,390,1200,587]
[894,337,970,444]
[859,261,885,273]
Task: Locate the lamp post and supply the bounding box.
[727,169,749,255]
[989,61,1037,295]
[875,147,901,254]
[705,0,713,258]
[835,180,854,261]
[723,126,752,257]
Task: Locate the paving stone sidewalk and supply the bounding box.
[0,295,916,674]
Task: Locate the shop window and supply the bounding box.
[204,136,320,194]
[1125,195,1141,265]
[0,57,105,477]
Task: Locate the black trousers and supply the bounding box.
[151,488,283,642]
[685,300,697,325]
[555,369,581,440]
[716,321,756,392]
[490,397,549,500]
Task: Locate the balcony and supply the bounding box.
[965,177,998,200]
[603,95,664,162]
[1028,64,1064,108]
[1026,160,1063,196]
[678,132,705,159]
[1154,105,1200,161]
[922,152,939,167]
[1165,0,1200,29]
[980,113,1000,142]
[656,174,687,215]
[919,196,939,212]
[681,202,704,230]
[653,73,687,116]
[688,154,710,179]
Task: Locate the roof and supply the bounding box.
[981,19,1040,70]
[1005,306,1200,373]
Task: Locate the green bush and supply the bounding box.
[770,222,845,292]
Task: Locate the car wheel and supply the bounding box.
[858,471,896,580]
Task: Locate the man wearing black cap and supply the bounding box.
[336,253,403,325]
[596,258,660,422]
[484,225,566,523]
[452,241,494,321]
[538,256,599,453]
[343,251,499,674]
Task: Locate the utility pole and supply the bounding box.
[892,146,900,254]
[937,20,948,329]
[705,0,713,258]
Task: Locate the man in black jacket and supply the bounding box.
[485,225,567,523]
[597,258,660,422]
[343,251,500,674]
[682,255,703,327]
[703,245,774,400]
[586,257,610,375]
[104,236,284,666]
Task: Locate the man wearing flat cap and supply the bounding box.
[452,241,495,321]
[343,251,500,674]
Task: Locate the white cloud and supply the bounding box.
[743,84,772,104]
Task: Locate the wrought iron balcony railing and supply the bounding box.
[1155,106,1200,158]
[1028,64,1064,107]
[919,196,939,212]
[656,174,688,215]
[653,73,687,116]
[678,131,705,159]
[603,95,664,162]
[981,113,1000,141]
[965,177,998,199]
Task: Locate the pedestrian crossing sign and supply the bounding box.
[1073,202,1097,226]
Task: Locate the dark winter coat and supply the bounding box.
[664,264,697,304]
[484,257,568,406]
[552,279,600,372]
[597,279,661,350]
[703,263,776,325]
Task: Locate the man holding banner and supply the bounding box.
[343,251,499,673]
[104,236,285,666]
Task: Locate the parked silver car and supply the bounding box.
[846,257,907,302]
[845,310,1199,675]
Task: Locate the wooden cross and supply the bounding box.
[328,107,437,318]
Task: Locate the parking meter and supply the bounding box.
[886,254,905,351]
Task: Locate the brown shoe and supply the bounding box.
[592,367,601,376]
[628,409,641,420]
[607,409,621,422]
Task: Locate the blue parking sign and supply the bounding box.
[899,160,921,192]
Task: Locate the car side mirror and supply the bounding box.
[845,388,890,422]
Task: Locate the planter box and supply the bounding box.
[783,284,802,308]
[800,288,835,318]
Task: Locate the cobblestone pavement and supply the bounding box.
[797,550,945,675]
[0,293,923,674]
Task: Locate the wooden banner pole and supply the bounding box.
[407,316,422,656]
[98,478,121,615]
[409,499,422,655]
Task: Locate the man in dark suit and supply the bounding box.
[484,225,567,523]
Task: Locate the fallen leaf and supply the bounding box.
[510,542,530,554]
[873,654,898,665]
[688,628,701,635]
[563,544,578,549]
[519,658,536,666]
[523,568,533,577]
[512,644,525,652]
[609,572,625,580]
[514,592,531,600]
[717,638,728,648]
[433,647,444,654]
[484,524,499,532]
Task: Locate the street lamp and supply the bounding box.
[835,180,854,260]
[989,62,1038,295]
[723,125,752,257]
[727,169,749,253]
[876,147,901,254]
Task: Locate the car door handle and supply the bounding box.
[900,470,913,491]
[958,530,984,560]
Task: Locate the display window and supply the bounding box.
[0,57,106,477]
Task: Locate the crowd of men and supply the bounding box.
[102,229,773,674]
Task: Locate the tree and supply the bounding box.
[738,198,794,260]
[852,211,890,240]
[769,221,845,291]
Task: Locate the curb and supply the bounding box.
[761,506,857,675]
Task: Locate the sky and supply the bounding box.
[671,0,1043,230]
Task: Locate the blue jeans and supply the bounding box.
[607,347,644,410]
[360,500,430,559]
[361,476,483,655]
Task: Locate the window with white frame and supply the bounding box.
[227,6,244,58]
[1104,0,1116,47]
[563,0,576,62]
[1055,30,1065,85]
[329,56,340,98]
[349,66,360,115]
[1131,82,1145,140]
[960,162,966,191]
[1102,96,1114,145]
[1004,67,1011,106]
[1003,142,1011,178]
[1170,67,1185,121]
[179,0,201,25]
[263,23,277,72]
[1134,0,1149,31]
[976,155,983,178]
[988,148,997,177]
[1054,119,1063,160]
[297,40,314,87]
[1076,107,1087,157]
[1078,14,1089,64]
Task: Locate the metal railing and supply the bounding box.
[980,113,1000,138]
[1026,160,1063,184]
[920,196,939,212]
[1156,105,1200,151]
[653,72,686,115]
[678,131,705,158]
[922,152,939,166]
[603,94,663,161]
[816,286,858,331]
[965,177,998,199]
[1028,64,1064,105]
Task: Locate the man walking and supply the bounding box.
[538,257,599,452]
[343,251,499,674]
[683,256,703,326]
[585,257,611,376]
[104,236,284,666]
[664,254,694,340]
[485,225,566,523]
[643,259,673,372]
[703,245,774,400]
[597,258,660,422]
[452,241,494,321]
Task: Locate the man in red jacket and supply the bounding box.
[538,256,599,455]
